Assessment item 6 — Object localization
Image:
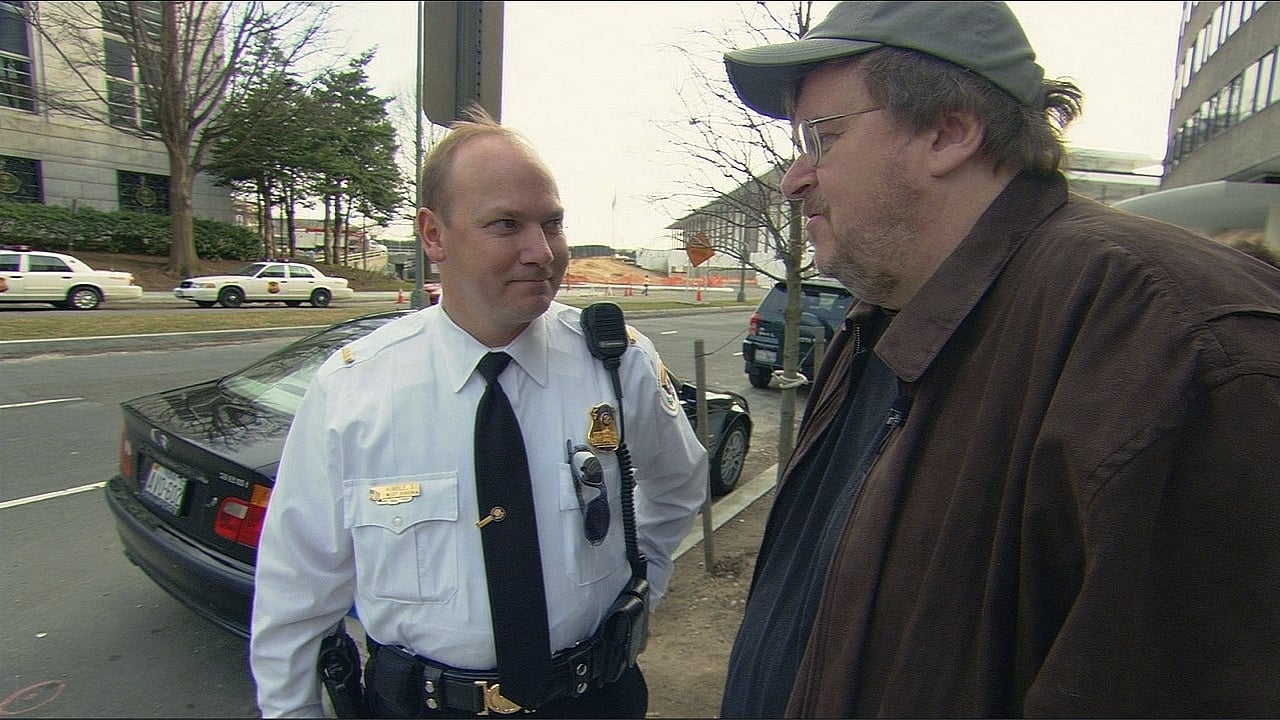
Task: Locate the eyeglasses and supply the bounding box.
[793,107,883,167]
[566,441,609,545]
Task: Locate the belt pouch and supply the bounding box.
[317,622,365,719]
[599,576,650,684]
[364,643,427,718]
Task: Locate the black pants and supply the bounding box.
[364,665,648,719]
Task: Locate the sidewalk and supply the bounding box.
[674,464,776,562]
[642,464,777,718]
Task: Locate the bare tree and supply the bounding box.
[661,2,825,472]
[21,1,328,278]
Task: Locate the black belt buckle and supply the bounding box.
[422,661,526,715]
[369,637,628,715]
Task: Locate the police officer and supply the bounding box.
[249,106,709,718]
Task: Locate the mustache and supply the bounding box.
[803,200,827,216]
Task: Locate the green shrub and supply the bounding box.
[0,201,259,260]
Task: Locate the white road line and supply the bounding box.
[0,397,83,410]
[0,481,107,510]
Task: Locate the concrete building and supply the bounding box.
[1115,0,1280,249]
[1063,148,1163,205]
[0,1,232,220]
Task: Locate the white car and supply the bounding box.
[173,261,355,308]
[0,246,144,310]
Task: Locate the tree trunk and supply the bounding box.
[255,183,270,258]
[776,199,805,480]
[285,187,298,257]
[333,193,345,265]
[323,195,334,263]
[165,149,200,279]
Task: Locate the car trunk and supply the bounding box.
[119,383,286,566]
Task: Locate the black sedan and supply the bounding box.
[104,309,751,638]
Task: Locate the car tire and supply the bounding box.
[310,288,331,308]
[218,287,244,308]
[68,286,102,310]
[709,419,750,496]
[747,366,772,388]
[195,300,216,308]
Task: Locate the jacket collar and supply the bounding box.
[876,170,1068,382]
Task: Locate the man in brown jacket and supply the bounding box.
[719,2,1280,717]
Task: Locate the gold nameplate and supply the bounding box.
[587,403,619,452]
[368,482,421,505]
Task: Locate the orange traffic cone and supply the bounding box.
[695,287,703,302]
[396,289,405,304]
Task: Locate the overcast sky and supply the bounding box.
[326,1,1184,248]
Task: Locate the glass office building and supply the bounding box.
[1117,0,1280,249]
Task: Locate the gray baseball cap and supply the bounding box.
[724,1,1046,119]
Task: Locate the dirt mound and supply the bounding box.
[565,257,656,285]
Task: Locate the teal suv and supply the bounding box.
[742,278,854,388]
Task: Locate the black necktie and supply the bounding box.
[473,352,552,707]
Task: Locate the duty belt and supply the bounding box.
[365,636,620,715]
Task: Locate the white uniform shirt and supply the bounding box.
[250,302,709,717]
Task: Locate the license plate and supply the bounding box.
[755,348,776,364]
[141,462,189,515]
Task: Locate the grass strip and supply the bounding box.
[0,298,750,341]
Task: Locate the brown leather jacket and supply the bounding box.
[781,171,1280,717]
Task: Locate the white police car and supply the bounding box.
[0,245,144,310]
[173,260,355,308]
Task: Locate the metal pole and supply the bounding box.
[695,339,715,571]
[737,247,746,302]
[411,1,426,309]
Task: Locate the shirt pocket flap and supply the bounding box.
[343,472,458,534]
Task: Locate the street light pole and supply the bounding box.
[411,0,425,309]
[737,240,747,302]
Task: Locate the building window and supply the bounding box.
[0,1,34,111]
[101,0,163,37]
[1240,60,1260,124]
[101,1,161,132]
[104,37,136,128]
[0,154,41,202]
[1251,51,1270,114]
[1270,46,1280,107]
[117,170,169,214]
[103,37,156,131]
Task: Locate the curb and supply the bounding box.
[674,464,777,561]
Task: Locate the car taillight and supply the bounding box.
[118,426,134,479]
[747,312,760,337]
[214,484,272,548]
